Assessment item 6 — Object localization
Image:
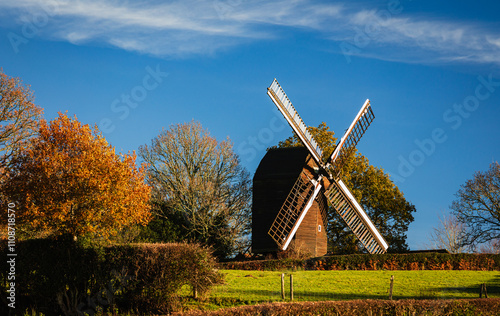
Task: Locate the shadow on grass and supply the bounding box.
[214,287,391,301]
[437,274,500,298]
[212,274,500,303]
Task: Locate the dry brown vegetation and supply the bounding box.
[177,298,500,316]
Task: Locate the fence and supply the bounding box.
[209,270,499,304]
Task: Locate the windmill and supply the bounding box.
[251,79,388,256]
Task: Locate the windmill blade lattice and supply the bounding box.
[329,100,375,176]
[268,171,321,250]
[264,78,388,255]
[267,79,323,165]
[325,179,388,254]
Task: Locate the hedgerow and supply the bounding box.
[105,243,223,313]
[221,253,500,271]
[178,298,500,316]
[0,237,222,315]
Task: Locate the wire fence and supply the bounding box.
[209,270,500,304]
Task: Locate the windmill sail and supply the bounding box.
[268,171,323,250]
[328,99,374,176]
[267,79,323,165]
[325,178,388,254]
[265,78,388,255]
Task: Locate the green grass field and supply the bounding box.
[204,270,500,306]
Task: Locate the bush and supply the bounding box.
[0,238,223,315]
[105,243,223,313]
[220,253,500,271]
[0,236,106,316]
[221,258,305,271]
[178,299,500,316]
[307,253,500,271]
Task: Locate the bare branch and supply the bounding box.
[451,162,500,247]
[139,121,251,258]
[428,213,468,253]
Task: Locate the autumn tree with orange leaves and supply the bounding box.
[1,113,151,240]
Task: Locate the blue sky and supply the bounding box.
[1,0,499,250]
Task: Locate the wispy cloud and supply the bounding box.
[1,0,500,66]
[340,9,500,65]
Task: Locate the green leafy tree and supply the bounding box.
[272,122,415,253]
[139,121,252,258]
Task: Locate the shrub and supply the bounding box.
[220,253,500,271]
[0,239,223,315]
[105,243,223,313]
[179,299,500,316]
[221,258,305,271]
[0,236,106,316]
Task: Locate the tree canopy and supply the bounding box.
[272,122,415,253]
[1,113,151,240]
[139,121,252,258]
[0,69,43,172]
[452,162,500,248]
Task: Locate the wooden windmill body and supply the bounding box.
[251,79,389,257]
[252,147,328,256]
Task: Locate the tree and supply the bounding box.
[139,121,252,258]
[271,122,415,253]
[451,162,500,248]
[0,69,43,171]
[478,239,500,254]
[1,113,151,240]
[428,213,467,253]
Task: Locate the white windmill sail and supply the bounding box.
[328,99,375,175]
[266,78,387,254]
[267,79,323,165]
[326,179,388,254]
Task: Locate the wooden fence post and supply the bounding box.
[290,274,294,301]
[281,273,285,300]
[389,275,394,300]
[480,283,488,298]
[193,269,198,299]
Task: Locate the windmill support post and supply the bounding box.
[290,274,294,301]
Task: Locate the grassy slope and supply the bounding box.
[207,270,500,305]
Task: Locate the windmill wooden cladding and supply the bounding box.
[294,156,328,256]
[252,147,328,257]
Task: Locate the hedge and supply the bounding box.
[221,253,500,271]
[105,243,223,313]
[177,298,500,316]
[0,237,222,315]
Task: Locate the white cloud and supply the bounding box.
[1,0,499,65]
[487,36,500,48]
[331,8,500,65]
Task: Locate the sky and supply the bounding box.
[1,0,499,251]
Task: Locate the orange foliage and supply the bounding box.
[382,259,399,270]
[408,262,421,270]
[2,113,151,239]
